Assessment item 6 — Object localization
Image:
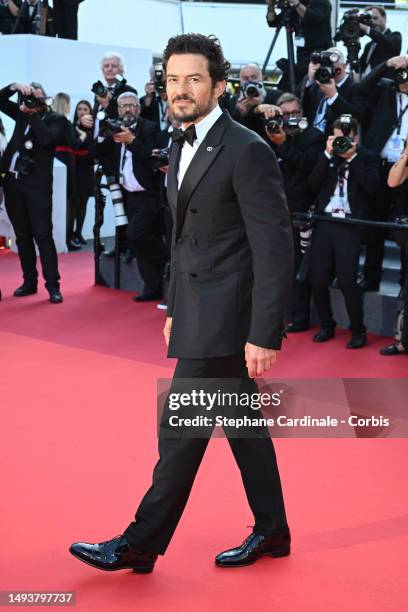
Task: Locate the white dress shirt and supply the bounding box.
[177,104,223,188]
[324,152,357,215]
[119,144,145,192]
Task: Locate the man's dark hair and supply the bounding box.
[163,33,230,87]
[277,92,301,107]
[332,117,359,134]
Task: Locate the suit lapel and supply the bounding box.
[166,141,181,214]
[175,111,230,238]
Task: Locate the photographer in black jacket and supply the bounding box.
[359,6,402,77]
[266,0,332,84]
[91,92,166,302]
[265,92,325,331]
[356,55,408,291]
[0,81,66,303]
[308,116,380,348]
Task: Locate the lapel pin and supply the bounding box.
[207,146,213,152]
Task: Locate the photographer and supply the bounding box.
[0,81,66,303]
[229,62,282,140]
[266,0,332,81]
[265,92,325,331]
[91,92,167,302]
[356,55,408,291]
[300,48,365,134]
[359,6,402,77]
[140,65,169,130]
[308,116,380,348]
[11,0,52,35]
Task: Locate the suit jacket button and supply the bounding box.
[190,272,197,278]
[190,208,198,214]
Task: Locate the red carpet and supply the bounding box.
[1,250,408,611]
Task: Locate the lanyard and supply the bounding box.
[338,162,348,198]
[396,94,408,136]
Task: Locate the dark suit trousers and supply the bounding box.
[123,353,289,555]
[310,220,365,334]
[124,190,167,293]
[4,174,60,286]
[53,0,79,40]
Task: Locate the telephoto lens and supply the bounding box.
[265,117,284,134]
[91,80,109,97]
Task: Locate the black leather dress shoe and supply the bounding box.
[67,240,81,252]
[14,283,38,297]
[69,535,157,573]
[215,531,291,568]
[380,343,407,356]
[347,332,367,349]
[313,328,335,342]
[46,286,63,304]
[285,322,310,333]
[133,291,162,303]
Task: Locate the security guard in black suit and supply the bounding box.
[0,82,66,303]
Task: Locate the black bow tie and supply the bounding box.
[172,125,197,147]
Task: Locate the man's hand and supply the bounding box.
[307,61,319,82]
[255,103,281,120]
[96,91,112,109]
[386,55,408,70]
[317,79,337,100]
[12,83,34,96]
[266,125,287,146]
[325,135,335,157]
[245,342,277,378]
[236,95,261,117]
[163,317,172,347]
[113,128,135,145]
[80,114,94,129]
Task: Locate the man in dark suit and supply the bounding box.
[356,55,408,291]
[53,0,84,40]
[265,92,325,332]
[359,6,402,77]
[70,33,294,572]
[90,92,166,302]
[300,48,365,134]
[0,81,65,303]
[308,117,380,348]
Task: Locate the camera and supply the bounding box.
[151,147,170,170]
[334,9,372,45]
[311,51,340,84]
[393,68,408,85]
[14,153,35,176]
[91,80,108,98]
[242,81,263,98]
[265,116,284,134]
[332,114,354,155]
[97,112,137,137]
[153,63,166,94]
[265,116,308,134]
[20,94,53,109]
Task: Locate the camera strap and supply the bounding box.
[396,94,408,136]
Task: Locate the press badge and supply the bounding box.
[387,137,404,163]
[331,195,346,218]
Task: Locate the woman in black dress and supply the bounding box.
[72,100,94,245]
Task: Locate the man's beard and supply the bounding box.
[170,92,214,123]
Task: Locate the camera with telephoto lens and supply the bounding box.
[153,63,166,94]
[393,68,408,85]
[242,81,263,98]
[91,80,108,97]
[265,116,284,134]
[265,115,308,134]
[334,9,372,45]
[332,114,354,155]
[311,51,340,84]
[92,75,127,98]
[97,112,137,138]
[151,147,170,170]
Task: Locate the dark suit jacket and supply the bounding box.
[360,28,402,75]
[356,62,404,154]
[166,110,294,359]
[0,84,66,187]
[300,75,365,134]
[308,147,381,218]
[91,117,158,192]
[271,126,325,212]
[140,93,168,128]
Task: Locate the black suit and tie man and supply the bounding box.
[359,6,402,78]
[0,81,66,303]
[90,92,166,302]
[308,117,380,349]
[70,33,294,572]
